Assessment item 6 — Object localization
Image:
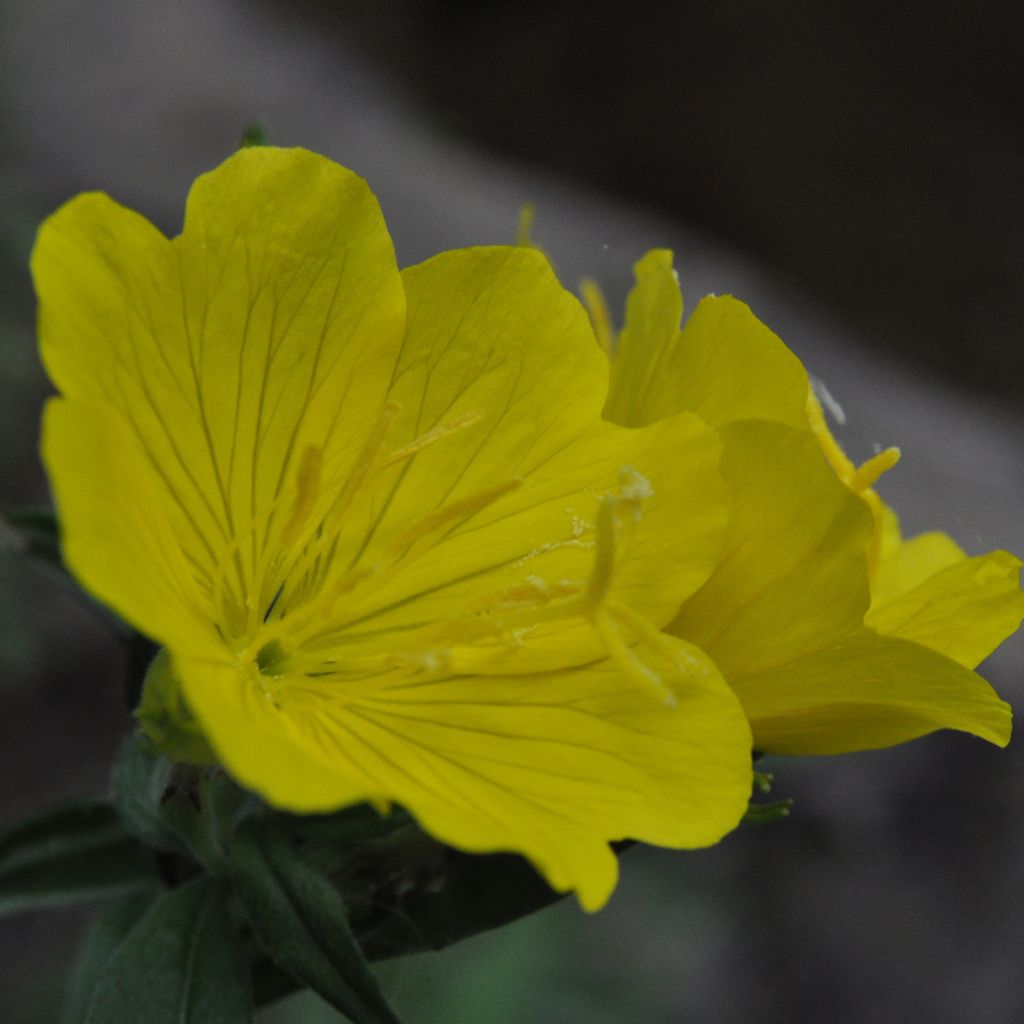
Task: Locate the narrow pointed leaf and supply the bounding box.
[84,877,252,1024]
[0,800,156,915]
[63,887,161,1024]
[229,819,402,1024]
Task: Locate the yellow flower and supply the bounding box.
[33,148,754,910]
[595,249,1018,755]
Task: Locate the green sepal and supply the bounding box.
[83,877,252,1024]
[114,734,252,876]
[113,737,186,854]
[0,799,157,916]
[136,650,218,766]
[159,766,249,874]
[63,887,161,1024]
[228,817,402,1024]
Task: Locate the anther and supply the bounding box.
[850,447,901,493]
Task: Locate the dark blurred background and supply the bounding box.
[2,2,1023,1022]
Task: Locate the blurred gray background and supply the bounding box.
[2,2,1023,1021]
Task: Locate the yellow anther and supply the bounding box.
[581,467,651,611]
[806,386,903,581]
[516,202,536,247]
[580,278,614,357]
[850,446,901,493]
[381,409,484,469]
[617,464,654,507]
[607,602,689,670]
[388,478,523,554]
[583,497,620,611]
[280,445,322,549]
[465,576,581,615]
[594,608,677,707]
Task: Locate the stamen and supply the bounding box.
[248,402,400,629]
[237,565,376,662]
[387,478,523,554]
[850,446,901,492]
[279,445,322,549]
[262,402,399,597]
[379,409,485,469]
[516,202,536,247]
[582,497,619,610]
[581,278,615,356]
[807,390,856,481]
[593,608,677,707]
[439,465,676,707]
[807,390,900,494]
[806,387,902,580]
[607,600,700,674]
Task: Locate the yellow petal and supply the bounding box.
[604,249,808,430]
[42,399,218,652]
[868,545,1024,668]
[178,635,752,911]
[732,628,1012,754]
[34,147,405,638]
[669,420,872,677]
[603,249,684,427]
[872,525,963,605]
[284,247,730,675]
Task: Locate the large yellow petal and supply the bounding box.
[34,147,405,638]
[604,249,808,430]
[668,420,872,677]
[732,628,1012,754]
[178,635,752,911]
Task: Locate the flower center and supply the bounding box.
[219,408,682,708]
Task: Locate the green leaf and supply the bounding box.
[84,877,252,1024]
[246,818,568,1007]
[0,799,157,915]
[63,887,161,1024]
[229,818,402,1024]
